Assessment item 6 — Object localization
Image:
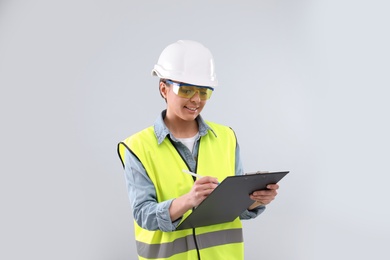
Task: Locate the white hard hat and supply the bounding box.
[151,40,218,87]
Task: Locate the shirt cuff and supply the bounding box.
[156,199,182,232]
[240,205,266,219]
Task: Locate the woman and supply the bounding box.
[118,40,279,260]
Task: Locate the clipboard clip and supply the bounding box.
[244,171,270,175]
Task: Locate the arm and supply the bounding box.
[124,149,178,231]
[169,176,219,222]
[235,142,267,219]
[124,149,218,230]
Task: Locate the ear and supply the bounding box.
[159,81,168,99]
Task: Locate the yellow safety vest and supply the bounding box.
[118,121,244,260]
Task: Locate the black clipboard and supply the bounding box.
[176,171,289,230]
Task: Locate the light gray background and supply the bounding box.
[1,1,389,259]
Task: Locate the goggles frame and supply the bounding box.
[166,80,214,100]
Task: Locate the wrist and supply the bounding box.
[248,201,264,210]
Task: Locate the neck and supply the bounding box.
[164,116,199,138]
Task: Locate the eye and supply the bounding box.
[179,87,194,95]
[199,90,208,96]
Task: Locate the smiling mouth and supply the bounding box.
[185,106,198,111]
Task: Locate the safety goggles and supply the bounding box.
[166,80,214,100]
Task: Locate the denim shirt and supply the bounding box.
[123,110,265,232]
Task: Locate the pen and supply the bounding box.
[182,169,219,184]
[182,169,204,179]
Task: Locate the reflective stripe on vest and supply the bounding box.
[136,228,243,259]
[118,121,244,259]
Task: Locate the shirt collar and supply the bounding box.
[154,110,216,145]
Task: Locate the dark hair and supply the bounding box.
[159,78,169,101]
[160,78,167,84]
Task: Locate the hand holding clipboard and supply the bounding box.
[176,170,289,230]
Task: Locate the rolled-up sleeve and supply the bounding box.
[124,149,180,231]
[240,206,266,220]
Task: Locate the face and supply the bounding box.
[160,81,208,122]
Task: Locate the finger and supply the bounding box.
[266,184,279,190]
[253,193,277,201]
[197,176,219,185]
[251,195,275,202]
[252,189,277,196]
[250,194,271,200]
[193,182,218,193]
[195,188,215,198]
[250,194,275,204]
[201,182,218,191]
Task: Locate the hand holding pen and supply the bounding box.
[168,170,219,221]
[182,169,219,207]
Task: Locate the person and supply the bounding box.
[117,40,280,260]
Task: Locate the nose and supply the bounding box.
[190,90,201,102]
